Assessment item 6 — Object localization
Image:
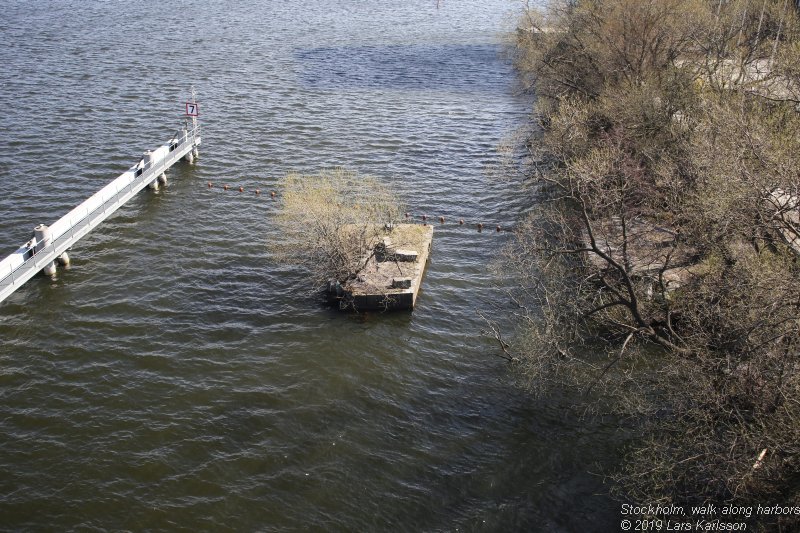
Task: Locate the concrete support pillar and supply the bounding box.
[183,151,194,163]
[33,224,57,276]
[157,173,167,186]
[41,263,57,276]
[57,252,70,267]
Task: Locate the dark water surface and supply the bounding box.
[0,1,620,530]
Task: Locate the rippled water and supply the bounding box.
[0,1,621,530]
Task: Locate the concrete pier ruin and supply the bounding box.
[338,224,433,311]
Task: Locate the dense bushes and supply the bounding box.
[507,0,800,526]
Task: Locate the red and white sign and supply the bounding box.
[185,102,199,117]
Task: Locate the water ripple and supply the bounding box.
[0,0,621,531]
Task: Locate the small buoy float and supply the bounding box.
[439,216,444,224]
[422,214,427,221]
[207,182,213,188]
[405,212,410,219]
[239,186,244,193]
[496,225,501,232]
[459,219,464,225]
[477,223,483,232]
[223,185,229,190]
[271,191,276,198]
[255,189,261,195]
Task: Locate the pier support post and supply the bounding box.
[181,124,195,163]
[157,173,167,186]
[57,252,70,267]
[33,224,57,276]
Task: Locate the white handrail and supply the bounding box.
[0,126,200,297]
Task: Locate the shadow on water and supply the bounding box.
[295,44,510,93]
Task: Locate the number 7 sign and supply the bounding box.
[185,102,199,116]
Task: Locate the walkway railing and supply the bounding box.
[0,125,200,304]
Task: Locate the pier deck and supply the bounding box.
[0,124,201,305]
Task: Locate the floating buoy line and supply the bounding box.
[203,182,512,233]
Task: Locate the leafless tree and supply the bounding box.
[502,0,800,523]
[271,168,404,293]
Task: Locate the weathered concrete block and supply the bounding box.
[391,278,412,289]
[393,249,418,262]
[343,224,433,311]
[376,237,395,262]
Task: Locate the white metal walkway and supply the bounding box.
[0,124,201,305]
